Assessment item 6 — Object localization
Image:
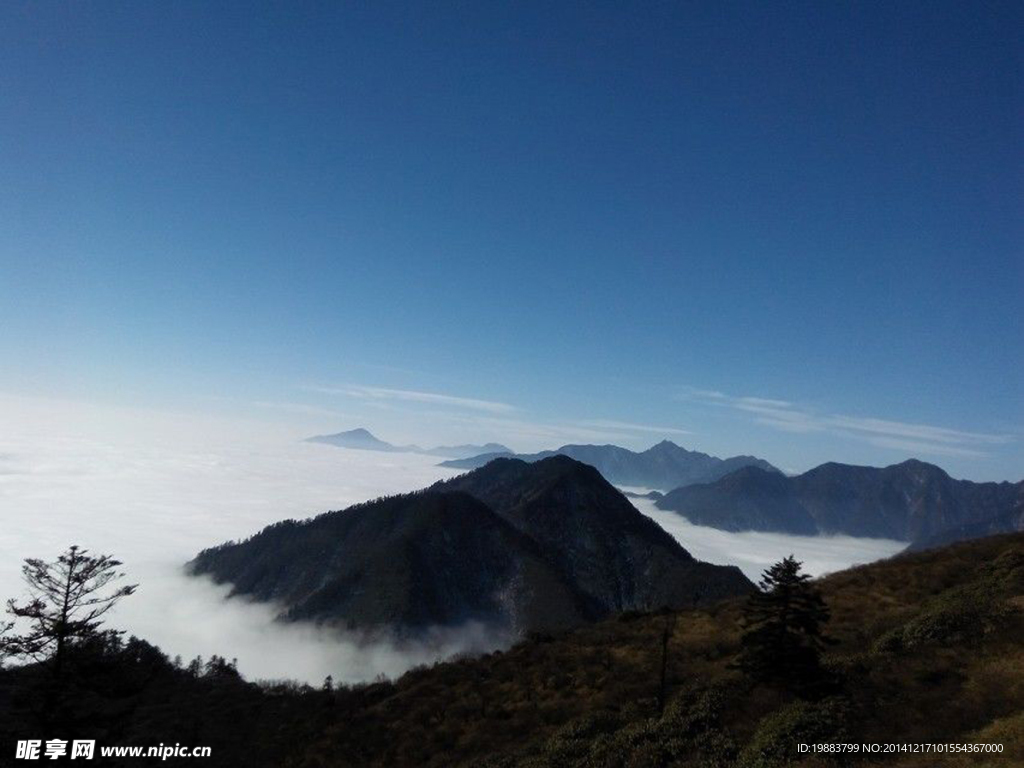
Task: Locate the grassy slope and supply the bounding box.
[294,532,1024,767]
[2,533,1020,767]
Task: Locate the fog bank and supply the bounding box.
[629,496,906,581]
[1,393,906,684]
[0,394,473,684]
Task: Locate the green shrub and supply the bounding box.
[737,697,849,768]
[532,687,736,768]
[874,582,1012,654]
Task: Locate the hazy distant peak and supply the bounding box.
[648,439,683,449]
[891,458,950,477]
[718,464,783,482]
[439,440,779,491]
[423,442,513,459]
[305,428,402,452]
[305,429,511,459]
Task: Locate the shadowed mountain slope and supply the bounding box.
[433,457,753,611]
[190,491,588,633]
[189,457,752,636]
[657,459,1024,544]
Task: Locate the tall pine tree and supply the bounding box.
[738,555,832,696]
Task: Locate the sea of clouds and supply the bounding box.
[0,393,904,684]
[627,495,906,582]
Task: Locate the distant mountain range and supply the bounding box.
[438,440,779,491]
[306,429,1022,550]
[656,459,1024,545]
[188,456,752,636]
[305,428,510,460]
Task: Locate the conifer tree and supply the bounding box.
[0,618,14,665]
[737,555,832,695]
[5,545,137,677]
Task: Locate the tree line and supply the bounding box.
[2,542,836,718]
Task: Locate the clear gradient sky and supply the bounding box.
[1,1,1021,480]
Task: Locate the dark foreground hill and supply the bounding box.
[439,440,778,491]
[4,533,1021,767]
[657,459,1024,545]
[188,456,752,636]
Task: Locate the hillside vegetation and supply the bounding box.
[2,533,1021,767]
[290,532,1024,767]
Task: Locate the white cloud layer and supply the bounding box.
[0,392,908,684]
[628,496,906,582]
[0,393,474,684]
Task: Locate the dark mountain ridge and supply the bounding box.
[439,440,779,491]
[657,458,1024,544]
[189,457,752,636]
[432,457,752,612]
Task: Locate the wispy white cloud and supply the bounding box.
[250,400,346,419]
[294,386,693,450]
[300,383,697,447]
[421,411,633,448]
[685,388,728,401]
[682,387,1015,459]
[575,419,693,437]
[854,436,990,459]
[826,415,1012,447]
[731,398,823,434]
[306,385,516,414]
[736,396,794,410]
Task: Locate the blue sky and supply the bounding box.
[1,1,1021,480]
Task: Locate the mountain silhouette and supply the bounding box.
[189,456,752,635]
[657,459,1024,545]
